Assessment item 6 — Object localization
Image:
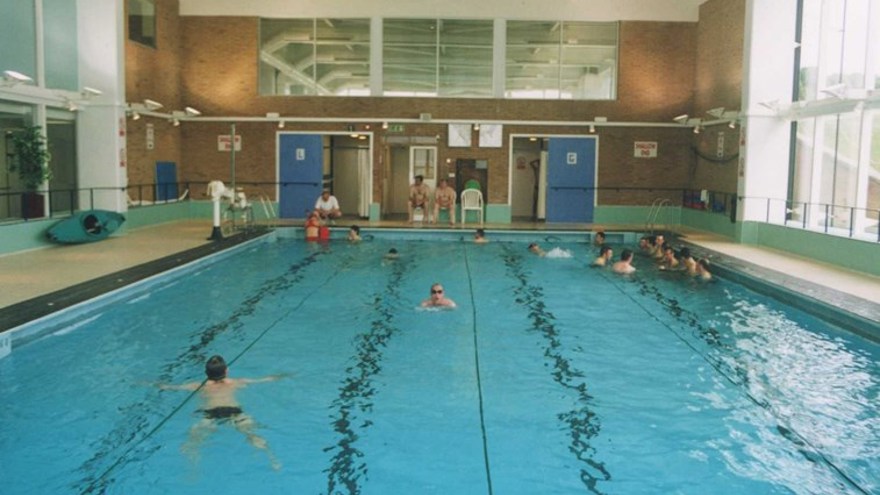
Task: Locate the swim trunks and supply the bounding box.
[201,406,243,420]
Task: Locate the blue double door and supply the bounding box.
[546,137,596,223]
[279,134,323,219]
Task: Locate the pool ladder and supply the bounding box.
[645,198,672,234]
[258,195,278,228]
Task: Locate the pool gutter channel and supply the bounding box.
[679,240,880,343]
[0,228,273,344]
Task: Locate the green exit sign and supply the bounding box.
[388,124,405,133]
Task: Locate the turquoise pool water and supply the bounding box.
[1,236,878,494]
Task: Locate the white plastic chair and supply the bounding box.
[460,189,484,225]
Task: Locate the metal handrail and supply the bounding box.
[645,198,672,233]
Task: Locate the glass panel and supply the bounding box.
[506,20,616,100]
[819,0,845,90]
[439,20,493,97]
[865,111,880,239]
[411,147,436,181]
[0,104,36,220]
[790,119,815,225]
[798,0,821,100]
[840,0,870,89]
[384,19,438,96]
[127,0,156,48]
[259,18,369,96]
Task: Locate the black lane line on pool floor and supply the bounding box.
[500,245,611,495]
[463,244,495,495]
[598,271,871,495]
[322,251,413,495]
[77,250,345,495]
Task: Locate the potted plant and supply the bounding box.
[8,125,52,219]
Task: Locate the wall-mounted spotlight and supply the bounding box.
[278,120,285,129]
[143,99,163,110]
[589,124,596,133]
[473,123,480,131]
[706,107,725,119]
[184,106,201,117]
[171,118,180,127]
[381,121,389,130]
[728,120,736,129]
[132,111,141,120]
[66,100,79,112]
[2,70,33,86]
[693,125,701,134]
[81,86,103,98]
[820,83,847,99]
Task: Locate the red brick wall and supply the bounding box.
[124,12,740,208]
[125,0,183,197]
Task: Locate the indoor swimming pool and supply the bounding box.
[0,234,878,494]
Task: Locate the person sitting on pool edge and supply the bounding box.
[592,245,613,267]
[314,189,342,222]
[159,355,285,470]
[474,228,488,244]
[612,248,636,275]
[421,283,456,308]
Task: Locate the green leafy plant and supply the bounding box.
[9,125,52,191]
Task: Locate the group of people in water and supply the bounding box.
[590,231,713,280]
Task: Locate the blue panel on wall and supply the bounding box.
[43,0,79,90]
[156,162,178,201]
[0,1,37,80]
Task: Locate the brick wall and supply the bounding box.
[123,10,746,210]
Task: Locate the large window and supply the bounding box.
[258,17,618,100]
[383,19,493,97]
[259,18,370,96]
[506,21,617,100]
[791,0,880,240]
[127,0,156,48]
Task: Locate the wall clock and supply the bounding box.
[448,123,472,147]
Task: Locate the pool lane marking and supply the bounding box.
[323,249,412,494]
[462,243,495,495]
[597,270,871,495]
[500,245,610,493]
[80,250,353,495]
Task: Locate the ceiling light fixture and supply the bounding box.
[672,114,689,124]
[706,107,725,119]
[184,106,201,117]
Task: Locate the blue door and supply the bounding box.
[546,137,596,223]
[279,134,323,219]
[155,161,178,201]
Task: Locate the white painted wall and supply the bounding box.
[76,0,127,212]
[738,0,798,225]
[179,0,707,22]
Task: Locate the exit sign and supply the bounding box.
[388,124,405,133]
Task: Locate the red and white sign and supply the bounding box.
[218,134,242,152]
[634,141,658,158]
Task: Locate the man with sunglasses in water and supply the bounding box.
[421,283,456,308]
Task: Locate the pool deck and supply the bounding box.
[1,218,878,334]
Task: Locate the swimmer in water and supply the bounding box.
[159,355,285,470]
[592,245,613,267]
[421,283,456,308]
[612,248,636,275]
[474,228,489,244]
[528,243,546,257]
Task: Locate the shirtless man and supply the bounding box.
[408,175,431,223]
[659,245,680,270]
[612,249,637,275]
[433,179,456,225]
[592,245,613,267]
[160,355,284,470]
[421,283,456,308]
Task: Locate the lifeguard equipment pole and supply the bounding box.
[230,123,236,231]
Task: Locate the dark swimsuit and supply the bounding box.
[201,406,243,420]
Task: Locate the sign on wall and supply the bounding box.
[218,134,242,152]
[634,141,658,158]
[146,123,154,150]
